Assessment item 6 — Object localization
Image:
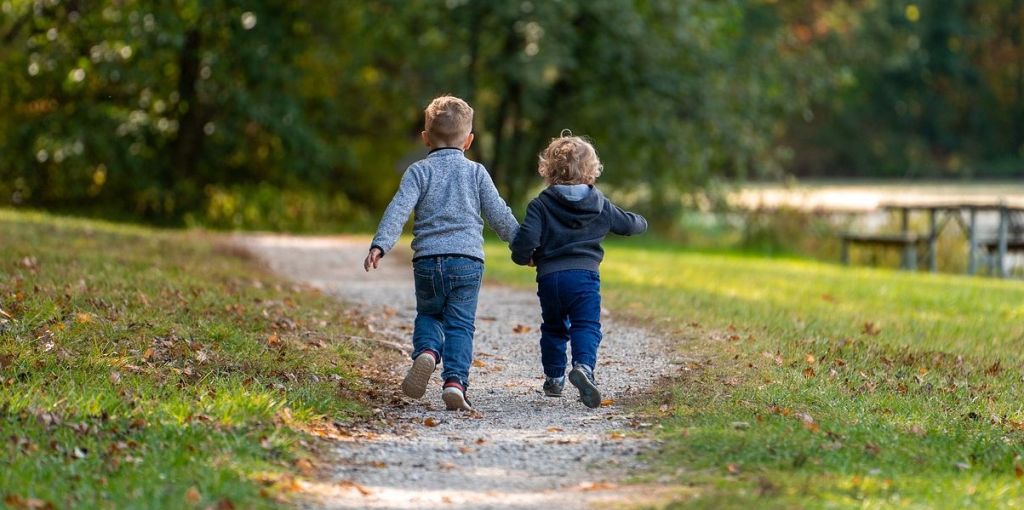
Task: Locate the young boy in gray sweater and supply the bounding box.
[364,96,519,411]
[510,133,647,408]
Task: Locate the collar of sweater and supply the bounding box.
[427,147,464,157]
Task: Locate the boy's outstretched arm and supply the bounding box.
[608,201,648,236]
[366,168,421,271]
[477,165,520,243]
[510,200,543,266]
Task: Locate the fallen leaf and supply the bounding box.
[795,412,819,432]
[438,461,456,471]
[865,442,882,455]
[578,481,616,491]
[512,324,532,334]
[337,480,373,496]
[423,417,439,427]
[547,427,563,432]
[726,463,741,475]
[266,334,281,347]
[862,322,881,336]
[985,362,1002,376]
[75,312,93,324]
[295,458,315,476]
[458,446,474,454]
[600,399,614,407]
[185,486,201,504]
[109,371,121,384]
[475,437,487,445]
[803,367,816,378]
[216,499,236,510]
[472,359,487,368]
[1015,463,1023,479]
[609,432,626,440]
[805,354,816,364]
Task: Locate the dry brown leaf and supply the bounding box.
[803,367,816,378]
[547,427,564,432]
[185,486,201,504]
[1015,463,1023,479]
[805,354,816,365]
[475,437,487,445]
[512,324,532,334]
[438,461,456,471]
[726,463,741,475]
[599,399,614,407]
[862,322,881,336]
[472,359,487,368]
[578,481,616,491]
[295,458,316,476]
[337,480,372,496]
[75,312,93,324]
[423,417,439,427]
[609,431,626,440]
[266,334,281,347]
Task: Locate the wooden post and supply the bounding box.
[967,208,978,276]
[928,208,938,273]
[900,208,913,270]
[998,206,1009,278]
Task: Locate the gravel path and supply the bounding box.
[240,235,678,509]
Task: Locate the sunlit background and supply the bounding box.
[1,0,1022,273]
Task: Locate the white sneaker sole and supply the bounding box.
[401,353,436,399]
[442,387,473,411]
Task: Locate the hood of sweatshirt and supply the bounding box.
[538,185,605,229]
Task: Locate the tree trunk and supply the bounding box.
[170,27,205,203]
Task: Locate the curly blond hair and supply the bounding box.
[537,132,602,185]
[424,95,474,146]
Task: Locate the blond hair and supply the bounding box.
[537,132,602,185]
[424,95,474,146]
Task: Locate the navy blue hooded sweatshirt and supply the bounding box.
[510,184,648,277]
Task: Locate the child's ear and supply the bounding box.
[421,131,431,148]
[462,133,474,151]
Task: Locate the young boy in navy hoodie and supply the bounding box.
[509,133,648,408]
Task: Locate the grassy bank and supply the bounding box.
[0,210,367,509]
[484,240,1024,508]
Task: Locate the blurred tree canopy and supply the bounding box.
[0,0,1021,229]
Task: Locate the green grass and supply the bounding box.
[484,239,1024,509]
[0,210,368,509]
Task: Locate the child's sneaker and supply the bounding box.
[401,350,437,399]
[441,378,474,411]
[568,363,601,408]
[543,375,565,397]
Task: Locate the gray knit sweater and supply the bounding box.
[370,148,519,261]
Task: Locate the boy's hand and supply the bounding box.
[527,257,535,267]
[364,247,383,272]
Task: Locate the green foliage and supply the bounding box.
[0,209,367,508]
[1,1,1022,229]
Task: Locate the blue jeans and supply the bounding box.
[536,269,602,378]
[411,255,484,388]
